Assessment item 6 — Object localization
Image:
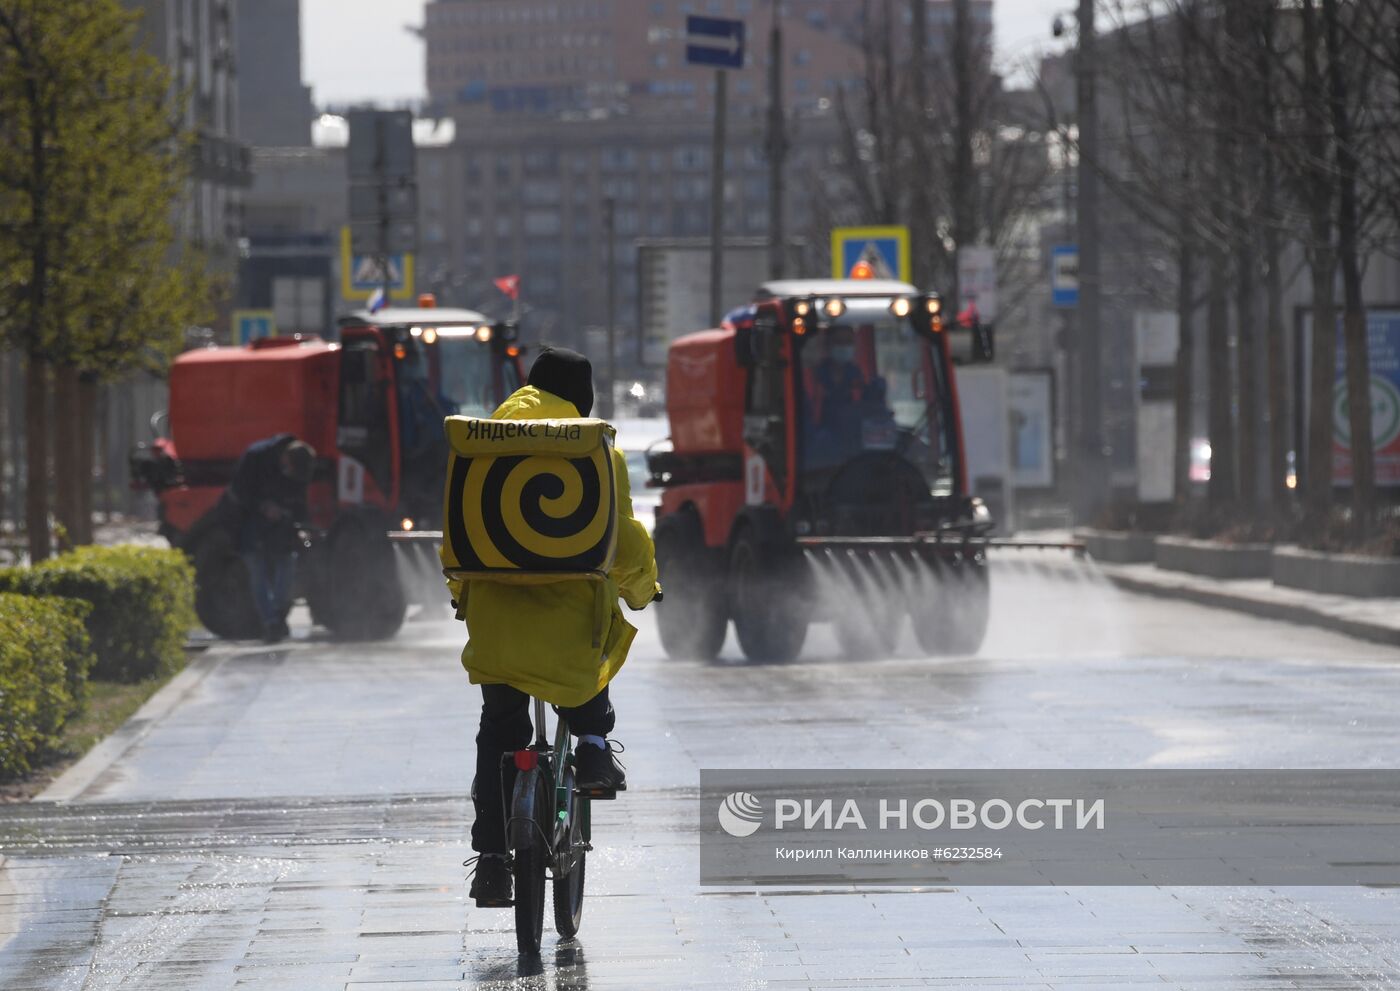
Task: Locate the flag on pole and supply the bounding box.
[493,275,521,300]
[956,300,980,328]
[367,287,388,314]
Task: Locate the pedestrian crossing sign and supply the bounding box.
[340,226,415,301]
[232,310,276,346]
[831,226,911,283]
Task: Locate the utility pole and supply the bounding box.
[686,13,744,319]
[604,196,618,419]
[766,1,787,279]
[1074,0,1104,524]
[910,0,929,290]
[710,69,729,326]
[950,0,974,308]
[347,110,416,310]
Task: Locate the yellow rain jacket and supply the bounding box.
[445,385,659,707]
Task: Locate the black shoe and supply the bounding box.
[467,854,512,907]
[574,740,626,793]
[261,622,285,644]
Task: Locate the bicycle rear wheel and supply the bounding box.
[511,770,549,956]
[553,769,586,938]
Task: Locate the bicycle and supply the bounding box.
[505,695,601,956]
[504,591,661,957]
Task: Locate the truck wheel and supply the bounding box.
[192,530,262,640]
[654,510,727,661]
[313,513,406,641]
[729,529,807,663]
[910,555,990,657]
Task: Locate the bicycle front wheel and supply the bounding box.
[511,770,549,956]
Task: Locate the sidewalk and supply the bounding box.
[1099,561,1400,647]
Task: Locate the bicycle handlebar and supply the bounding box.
[625,586,663,611]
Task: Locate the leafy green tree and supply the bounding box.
[0,0,210,561]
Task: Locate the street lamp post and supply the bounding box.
[766,1,787,280]
[1055,1,1105,525]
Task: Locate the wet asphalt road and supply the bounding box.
[3,557,1400,989]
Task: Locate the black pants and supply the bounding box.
[471,682,615,854]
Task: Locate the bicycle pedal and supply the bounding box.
[576,786,621,800]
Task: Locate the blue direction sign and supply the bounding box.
[1051,244,1079,308]
[686,15,745,69]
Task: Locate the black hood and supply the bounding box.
[527,346,594,417]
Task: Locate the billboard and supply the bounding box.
[957,246,998,322]
[1009,370,1054,489]
[1333,310,1400,486]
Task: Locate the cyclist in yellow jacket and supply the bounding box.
[448,346,659,907]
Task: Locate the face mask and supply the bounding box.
[831,345,855,363]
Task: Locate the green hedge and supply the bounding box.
[0,545,195,682]
[0,593,94,777]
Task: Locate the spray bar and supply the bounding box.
[798,535,1085,557]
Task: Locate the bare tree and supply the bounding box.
[1323,0,1379,530]
[826,0,1051,327]
[1059,2,1224,511]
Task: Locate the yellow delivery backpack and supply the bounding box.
[440,417,618,599]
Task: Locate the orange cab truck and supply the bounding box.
[647,279,1005,663]
[132,303,525,640]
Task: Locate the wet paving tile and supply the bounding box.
[5,571,1400,987]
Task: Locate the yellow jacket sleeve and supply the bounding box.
[608,447,659,609]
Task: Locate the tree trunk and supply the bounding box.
[76,372,98,545]
[7,354,22,533]
[1258,0,1290,518]
[1264,226,1289,516]
[1235,244,1258,513]
[99,383,113,522]
[1305,247,1337,523]
[1173,238,1194,508]
[52,363,81,551]
[1206,250,1236,509]
[1322,0,1373,532]
[1300,0,1336,533]
[1225,0,1257,515]
[0,353,8,534]
[24,352,51,563]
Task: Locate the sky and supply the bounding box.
[301,0,1071,107]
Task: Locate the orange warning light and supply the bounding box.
[849,260,876,280]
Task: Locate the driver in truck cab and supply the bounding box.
[805,324,893,467]
[454,346,660,908]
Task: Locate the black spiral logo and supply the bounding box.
[445,446,617,575]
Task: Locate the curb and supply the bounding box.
[1102,570,1400,649]
[36,646,236,804]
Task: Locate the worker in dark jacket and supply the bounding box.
[228,434,315,642]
